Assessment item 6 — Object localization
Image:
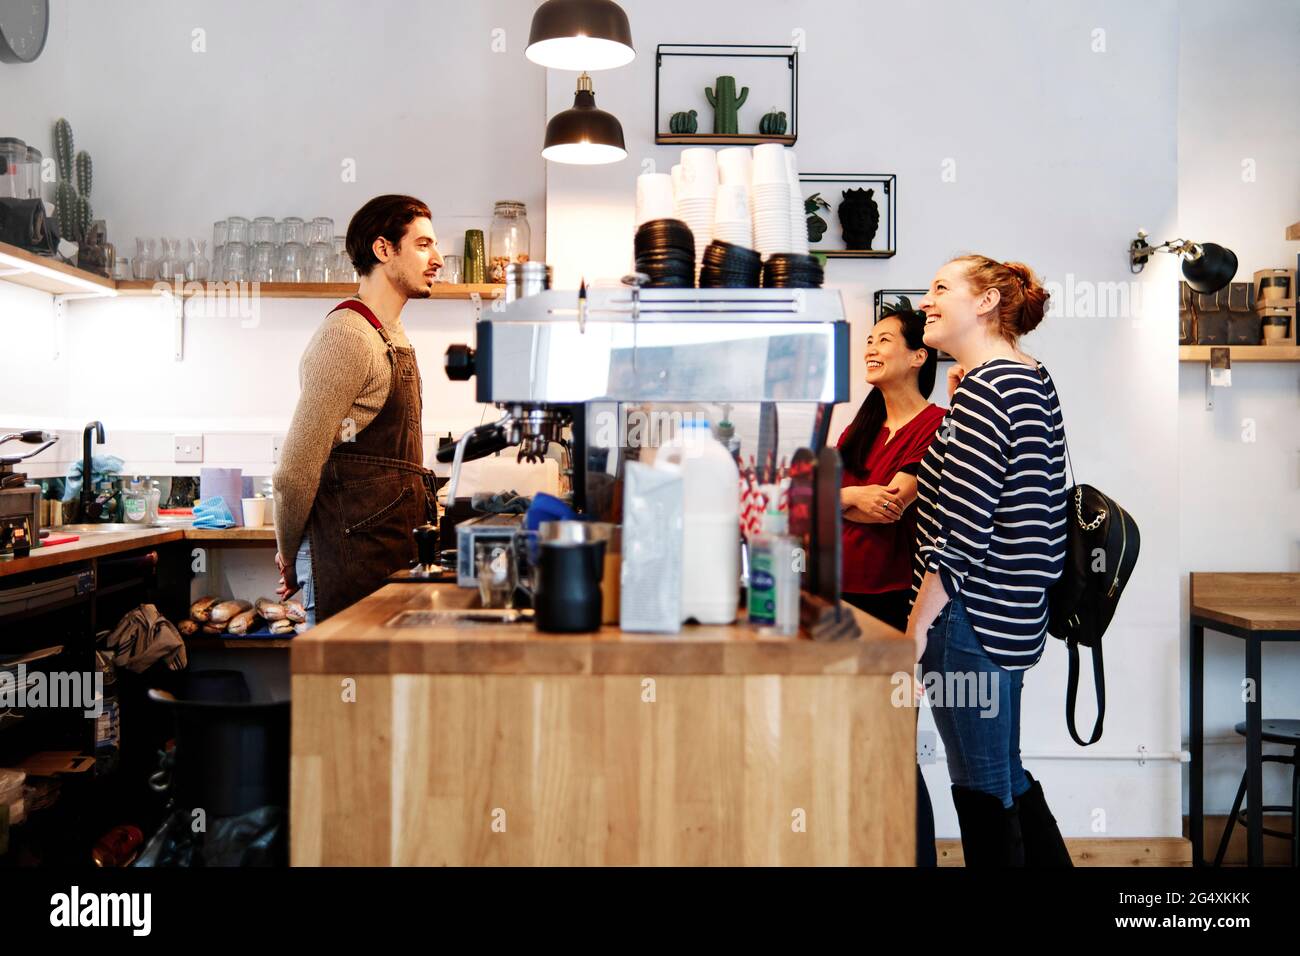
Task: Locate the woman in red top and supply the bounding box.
[837,307,943,868]
[838,308,944,627]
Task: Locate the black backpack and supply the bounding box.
[1039,367,1141,746]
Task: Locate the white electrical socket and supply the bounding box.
[917,730,937,766]
[174,435,204,463]
[271,434,285,465]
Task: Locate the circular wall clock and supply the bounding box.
[0,1,50,64]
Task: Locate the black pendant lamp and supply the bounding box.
[526,0,635,71]
[542,72,627,165]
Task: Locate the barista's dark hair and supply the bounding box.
[345,194,432,276]
[839,309,937,476]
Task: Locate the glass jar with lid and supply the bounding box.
[0,137,26,199]
[488,201,531,284]
[23,146,42,200]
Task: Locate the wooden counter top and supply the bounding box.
[1189,572,1300,632]
[291,582,914,676]
[0,524,277,578]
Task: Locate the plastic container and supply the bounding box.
[654,419,740,624]
[121,480,149,524]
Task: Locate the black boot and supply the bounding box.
[951,784,1024,867]
[1015,772,1073,867]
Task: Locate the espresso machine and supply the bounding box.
[1,430,57,557]
[440,284,850,521]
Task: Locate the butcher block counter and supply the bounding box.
[290,582,917,866]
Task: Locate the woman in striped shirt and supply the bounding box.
[907,254,1073,867]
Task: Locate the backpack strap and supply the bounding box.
[1037,363,1077,490]
[1066,638,1105,746]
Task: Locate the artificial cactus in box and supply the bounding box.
[759,109,787,135]
[704,76,748,134]
[669,109,698,134]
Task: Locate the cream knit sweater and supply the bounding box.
[272,304,413,559]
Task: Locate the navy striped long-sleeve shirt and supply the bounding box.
[913,358,1068,669]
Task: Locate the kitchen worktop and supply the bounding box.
[0,523,277,577]
[291,581,915,676]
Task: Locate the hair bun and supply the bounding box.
[1005,261,1049,335]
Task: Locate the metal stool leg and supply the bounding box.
[1214,770,1249,868]
[1291,752,1299,868]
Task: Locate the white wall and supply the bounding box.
[546,0,1186,838]
[1177,0,1300,817]
[0,0,549,474]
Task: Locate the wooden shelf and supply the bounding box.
[821,249,897,259]
[0,240,115,296]
[655,133,797,146]
[0,241,507,302]
[113,280,504,300]
[1286,221,1300,241]
[1179,345,1300,362]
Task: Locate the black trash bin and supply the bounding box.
[147,669,289,818]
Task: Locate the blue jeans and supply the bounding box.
[294,535,317,627]
[920,596,1031,808]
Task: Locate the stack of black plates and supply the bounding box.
[699,240,761,288]
[762,253,824,289]
[634,218,696,288]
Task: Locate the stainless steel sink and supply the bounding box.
[55,523,166,534]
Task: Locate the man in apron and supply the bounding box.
[272,195,443,623]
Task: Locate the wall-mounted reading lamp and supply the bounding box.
[1129,229,1238,294]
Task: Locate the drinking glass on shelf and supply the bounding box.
[440,254,462,284]
[277,218,307,282]
[113,257,132,281]
[222,242,249,281]
[212,219,229,279]
[306,242,332,282]
[225,216,250,246]
[251,216,276,246]
[251,242,276,283]
[185,238,210,280]
[332,236,357,283]
[307,217,334,247]
[133,238,156,280]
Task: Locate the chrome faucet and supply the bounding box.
[80,421,105,520]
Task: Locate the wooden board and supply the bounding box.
[1190,572,1300,631]
[0,240,116,296]
[0,528,183,577]
[291,672,914,866]
[113,280,505,300]
[1286,221,1300,241]
[1179,345,1300,362]
[290,583,914,676]
[2,525,280,577]
[937,838,1191,867]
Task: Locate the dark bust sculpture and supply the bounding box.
[839,188,880,250]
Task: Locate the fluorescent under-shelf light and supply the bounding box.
[0,249,118,297]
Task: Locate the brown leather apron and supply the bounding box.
[305,299,436,621]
